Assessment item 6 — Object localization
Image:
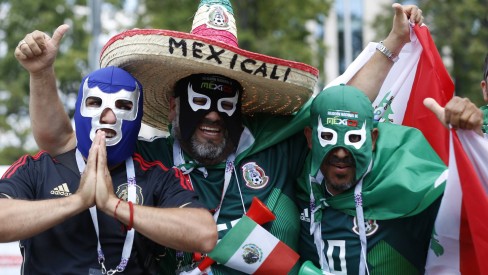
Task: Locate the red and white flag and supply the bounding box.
[325,24,452,163]
[329,24,488,273]
[208,215,299,274]
[425,129,488,274]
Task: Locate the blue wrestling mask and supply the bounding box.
[74,66,143,166]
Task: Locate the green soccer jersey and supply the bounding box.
[480,105,488,134]
[135,110,310,274]
[296,122,446,275]
[297,197,441,274]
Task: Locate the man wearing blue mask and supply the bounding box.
[14,1,432,274]
[0,66,216,274]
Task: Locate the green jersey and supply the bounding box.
[480,105,488,134]
[136,110,310,274]
[297,122,446,275]
[297,197,441,274]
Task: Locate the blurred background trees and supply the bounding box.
[421,0,488,104]
[0,0,331,164]
[0,0,486,164]
[372,0,488,104]
[0,0,86,163]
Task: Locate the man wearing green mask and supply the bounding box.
[297,84,447,274]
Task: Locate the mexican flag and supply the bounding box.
[329,23,488,273]
[208,215,299,275]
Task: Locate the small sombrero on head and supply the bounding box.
[100,0,319,132]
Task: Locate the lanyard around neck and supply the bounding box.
[75,149,136,274]
[311,160,373,275]
[172,141,238,222]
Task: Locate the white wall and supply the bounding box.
[0,166,22,274]
[323,0,393,84]
[0,241,21,274]
[362,0,391,47]
[0,166,8,177]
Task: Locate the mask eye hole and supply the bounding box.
[348,134,362,143]
[321,132,334,141]
[115,99,133,111]
[192,97,208,106]
[86,96,102,108]
[220,101,235,111]
[217,93,238,116]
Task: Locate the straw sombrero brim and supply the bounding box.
[100,29,319,132]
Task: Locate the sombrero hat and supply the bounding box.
[100,0,319,132]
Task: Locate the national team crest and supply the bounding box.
[352,216,379,236]
[116,183,144,205]
[241,162,269,189]
[241,243,263,264]
[207,5,230,30]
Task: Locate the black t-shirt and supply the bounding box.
[0,149,204,274]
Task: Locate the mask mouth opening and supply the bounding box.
[325,149,356,168]
[96,128,117,139]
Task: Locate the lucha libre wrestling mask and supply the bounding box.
[74,66,143,166]
[310,84,374,182]
[174,74,243,146]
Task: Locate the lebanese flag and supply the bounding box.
[425,129,488,274]
[325,24,452,163]
[208,215,299,275]
[329,24,488,273]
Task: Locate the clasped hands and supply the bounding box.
[76,131,118,213]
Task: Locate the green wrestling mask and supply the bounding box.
[310,84,374,182]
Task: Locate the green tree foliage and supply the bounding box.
[372,0,488,106]
[420,0,488,106]
[1,0,485,166]
[137,0,332,73]
[0,0,87,163]
[0,0,330,164]
[0,0,123,164]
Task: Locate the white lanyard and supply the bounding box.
[172,126,255,222]
[173,140,237,222]
[75,149,136,274]
[173,129,254,275]
[312,160,372,275]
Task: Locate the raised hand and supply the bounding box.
[388,3,423,48]
[424,96,483,135]
[347,3,424,102]
[14,24,70,75]
[399,3,423,25]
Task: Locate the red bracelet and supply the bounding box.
[114,198,122,220]
[127,201,134,231]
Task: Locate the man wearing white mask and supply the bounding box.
[0,66,216,274]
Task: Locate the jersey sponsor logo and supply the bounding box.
[241,243,263,264]
[352,216,379,236]
[115,183,144,205]
[50,183,72,196]
[300,208,311,223]
[241,162,269,189]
